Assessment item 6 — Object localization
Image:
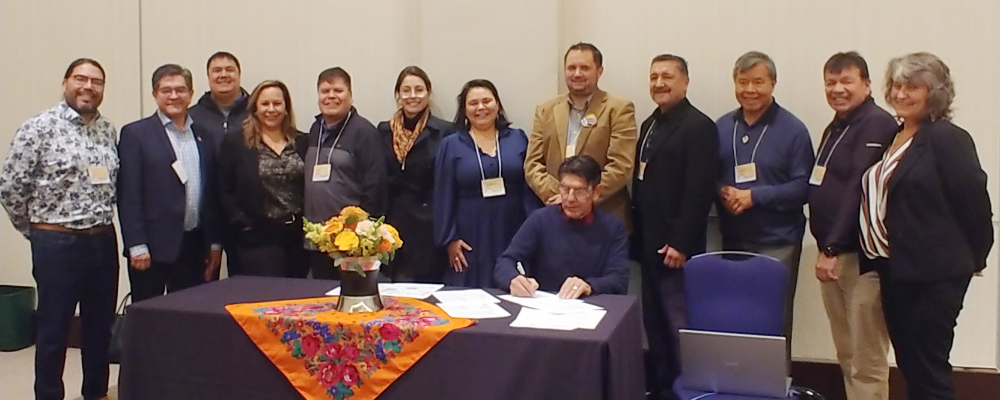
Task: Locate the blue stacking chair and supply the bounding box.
[672,251,824,400]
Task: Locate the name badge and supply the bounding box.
[809,165,827,186]
[638,162,647,181]
[481,177,507,198]
[565,144,576,158]
[87,165,111,185]
[171,161,188,184]
[312,164,331,182]
[734,163,757,183]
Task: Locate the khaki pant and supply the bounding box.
[820,253,891,400]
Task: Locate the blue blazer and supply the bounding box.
[117,113,221,264]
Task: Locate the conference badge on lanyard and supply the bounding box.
[481,178,507,198]
[734,163,757,183]
[809,166,827,186]
[88,165,111,185]
[477,135,506,198]
[312,164,331,182]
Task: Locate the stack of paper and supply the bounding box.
[508,307,608,330]
[325,283,444,299]
[500,292,607,330]
[433,289,510,319]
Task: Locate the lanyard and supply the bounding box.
[637,121,657,163]
[314,111,352,165]
[474,134,502,180]
[815,125,851,168]
[732,123,769,164]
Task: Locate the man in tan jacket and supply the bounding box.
[525,42,637,228]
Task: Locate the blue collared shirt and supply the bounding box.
[157,110,203,231]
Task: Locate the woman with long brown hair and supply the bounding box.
[218,80,309,277]
[377,66,455,282]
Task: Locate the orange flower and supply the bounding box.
[340,206,368,221]
[322,217,344,235]
[378,239,392,252]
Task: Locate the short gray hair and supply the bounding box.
[151,64,193,92]
[733,51,776,82]
[884,52,954,121]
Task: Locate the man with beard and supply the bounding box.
[525,42,637,228]
[0,58,119,400]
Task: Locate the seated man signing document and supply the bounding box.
[495,155,630,299]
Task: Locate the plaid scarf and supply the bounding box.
[390,109,429,163]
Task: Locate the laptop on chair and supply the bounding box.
[678,329,791,398]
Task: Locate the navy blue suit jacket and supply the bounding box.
[117,113,221,264]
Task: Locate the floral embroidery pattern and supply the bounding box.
[252,297,451,400]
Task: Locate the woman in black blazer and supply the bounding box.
[376,66,454,282]
[859,53,992,400]
[218,80,309,278]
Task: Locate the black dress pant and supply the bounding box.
[880,263,971,400]
[221,226,243,277]
[128,229,206,303]
[239,220,307,278]
[640,257,687,400]
[30,228,118,400]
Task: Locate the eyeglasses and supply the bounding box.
[156,86,191,96]
[558,184,593,199]
[399,87,428,99]
[70,74,105,87]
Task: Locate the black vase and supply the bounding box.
[335,260,384,313]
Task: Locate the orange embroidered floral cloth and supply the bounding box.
[226,296,474,400]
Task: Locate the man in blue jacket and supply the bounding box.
[495,155,629,299]
[716,51,815,351]
[118,64,222,303]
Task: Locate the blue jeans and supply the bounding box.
[30,228,119,400]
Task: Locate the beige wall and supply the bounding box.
[1,0,997,369]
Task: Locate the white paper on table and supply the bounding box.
[508,307,608,330]
[437,302,511,319]
[324,283,444,299]
[433,289,500,304]
[498,293,604,314]
[378,283,445,298]
[508,308,577,330]
[568,309,608,330]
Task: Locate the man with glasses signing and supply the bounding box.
[495,155,629,299]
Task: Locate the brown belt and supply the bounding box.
[31,223,113,236]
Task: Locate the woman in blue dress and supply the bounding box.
[433,79,541,288]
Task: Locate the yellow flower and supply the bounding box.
[322,216,344,236]
[385,224,402,248]
[334,230,359,252]
[340,206,368,221]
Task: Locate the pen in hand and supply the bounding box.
[512,261,539,297]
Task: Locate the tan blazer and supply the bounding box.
[524,89,637,228]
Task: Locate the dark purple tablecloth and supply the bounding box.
[118,276,644,400]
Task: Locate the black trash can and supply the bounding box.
[0,285,36,351]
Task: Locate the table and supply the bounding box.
[118,276,645,400]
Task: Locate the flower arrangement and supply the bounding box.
[304,206,403,277]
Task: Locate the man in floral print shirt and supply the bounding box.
[0,58,119,400]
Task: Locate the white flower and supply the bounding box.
[381,226,396,244]
[354,220,375,236]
